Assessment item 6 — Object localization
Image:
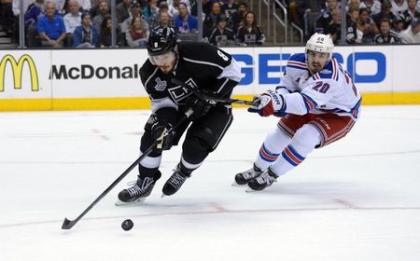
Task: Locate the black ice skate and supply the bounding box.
[117,171,161,204]
[247,168,278,191]
[162,165,190,196]
[234,164,262,185]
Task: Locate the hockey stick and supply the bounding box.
[171,79,253,105]
[61,109,194,230]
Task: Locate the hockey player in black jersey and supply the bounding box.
[117,27,242,203]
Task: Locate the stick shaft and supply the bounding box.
[171,79,252,106]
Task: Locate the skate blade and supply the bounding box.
[245,187,259,193]
[231,182,246,187]
[126,180,137,186]
[115,198,146,206]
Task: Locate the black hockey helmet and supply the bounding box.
[147,27,177,56]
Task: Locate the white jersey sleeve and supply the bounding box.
[282,58,362,119]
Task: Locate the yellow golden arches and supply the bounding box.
[0,54,39,92]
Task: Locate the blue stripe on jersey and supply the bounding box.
[318,98,361,118]
[301,93,318,112]
[350,98,362,118]
[316,58,339,81]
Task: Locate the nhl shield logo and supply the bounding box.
[154,77,167,91]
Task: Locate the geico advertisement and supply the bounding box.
[226,45,393,94]
[1,46,419,99]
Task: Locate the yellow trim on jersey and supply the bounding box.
[1,92,420,111]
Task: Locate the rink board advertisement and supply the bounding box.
[1,45,420,111]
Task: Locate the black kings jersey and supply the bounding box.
[140,42,241,113]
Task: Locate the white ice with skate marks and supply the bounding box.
[1,107,420,261]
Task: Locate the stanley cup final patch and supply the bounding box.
[154,77,167,91]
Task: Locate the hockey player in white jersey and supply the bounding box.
[234,33,362,191]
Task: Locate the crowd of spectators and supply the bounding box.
[288,0,420,44]
[2,0,420,48]
[0,0,266,48]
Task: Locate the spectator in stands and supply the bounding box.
[203,1,222,36]
[55,0,65,14]
[203,0,213,14]
[393,15,406,32]
[0,0,14,36]
[116,0,131,24]
[149,1,174,28]
[11,0,33,43]
[125,15,148,47]
[99,14,112,47]
[13,0,35,19]
[174,2,197,33]
[346,7,364,44]
[399,16,420,42]
[78,0,90,12]
[288,0,308,27]
[37,1,66,48]
[24,0,43,47]
[207,14,234,46]
[142,0,158,23]
[401,0,420,29]
[316,0,339,33]
[360,0,382,15]
[374,18,401,43]
[120,0,148,34]
[391,0,408,17]
[89,0,100,17]
[372,1,397,27]
[72,12,98,47]
[63,0,81,46]
[347,0,361,11]
[168,0,189,17]
[359,7,378,42]
[323,8,342,43]
[92,0,109,34]
[230,1,248,32]
[222,0,238,19]
[236,11,265,46]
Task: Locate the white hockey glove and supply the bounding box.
[247,90,287,117]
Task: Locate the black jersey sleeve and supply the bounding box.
[179,42,232,76]
[179,42,241,98]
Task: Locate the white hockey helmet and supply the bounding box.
[305,33,334,56]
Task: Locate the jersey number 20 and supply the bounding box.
[312,82,330,93]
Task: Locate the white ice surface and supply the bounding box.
[1,106,420,261]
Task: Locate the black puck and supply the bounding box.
[121,219,134,231]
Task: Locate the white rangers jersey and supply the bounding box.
[279,53,361,120]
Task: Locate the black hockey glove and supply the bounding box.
[151,121,175,150]
[186,97,214,119]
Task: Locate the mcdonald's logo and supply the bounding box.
[0,54,39,92]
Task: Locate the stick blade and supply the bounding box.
[61,217,75,230]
